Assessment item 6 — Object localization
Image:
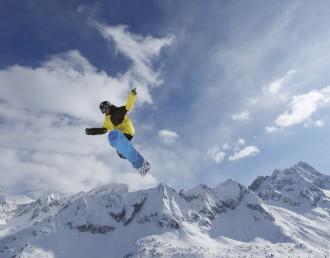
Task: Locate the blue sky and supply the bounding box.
[1,0,330,198]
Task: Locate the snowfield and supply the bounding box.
[1,162,330,257]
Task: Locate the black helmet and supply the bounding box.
[99,101,111,114]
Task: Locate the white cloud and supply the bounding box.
[159,130,179,145]
[91,21,174,90]
[228,146,260,161]
[274,86,330,128]
[207,138,259,163]
[238,138,245,145]
[263,69,296,95]
[265,126,281,134]
[315,120,325,127]
[206,146,226,164]
[232,111,251,121]
[0,50,164,121]
[0,51,125,121]
[222,143,231,150]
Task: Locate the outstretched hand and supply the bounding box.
[132,88,137,94]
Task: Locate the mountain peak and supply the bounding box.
[262,162,325,184]
[215,178,243,188]
[294,161,321,177]
[249,161,330,209]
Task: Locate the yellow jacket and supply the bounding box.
[102,92,136,136]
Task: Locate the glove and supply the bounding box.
[85,128,107,135]
[132,88,137,94]
[85,128,92,135]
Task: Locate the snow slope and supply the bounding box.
[0,162,329,257]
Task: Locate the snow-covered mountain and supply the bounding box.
[249,161,330,210]
[0,162,330,257]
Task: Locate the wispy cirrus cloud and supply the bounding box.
[263,69,297,96]
[91,21,174,91]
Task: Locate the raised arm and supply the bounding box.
[125,88,137,111]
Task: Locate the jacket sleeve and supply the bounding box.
[86,128,107,135]
[125,92,137,111]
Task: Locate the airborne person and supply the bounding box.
[85,88,137,159]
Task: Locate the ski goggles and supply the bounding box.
[100,107,108,114]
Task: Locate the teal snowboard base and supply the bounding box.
[108,130,151,176]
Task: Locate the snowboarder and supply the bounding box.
[85,88,137,159]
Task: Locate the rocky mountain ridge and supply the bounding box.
[0,161,329,257]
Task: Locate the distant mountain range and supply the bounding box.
[1,161,329,257]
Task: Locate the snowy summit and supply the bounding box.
[0,162,330,257]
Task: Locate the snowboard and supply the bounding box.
[108,130,151,176]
